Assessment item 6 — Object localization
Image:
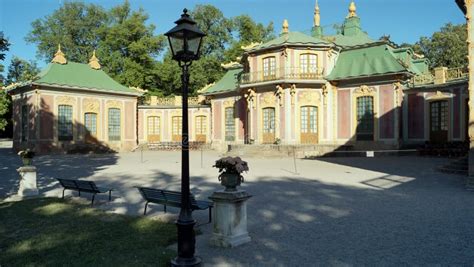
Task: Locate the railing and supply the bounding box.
[446,67,469,81]
[147,96,202,106]
[410,67,468,86]
[241,67,324,84]
[411,72,434,86]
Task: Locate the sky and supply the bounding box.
[0,0,467,74]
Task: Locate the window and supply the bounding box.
[147,116,160,135]
[356,96,374,140]
[300,54,318,75]
[21,105,28,142]
[108,108,121,141]
[263,57,276,79]
[58,105,73,141]
[225,107,235,141]
[431,101,448,131]
[84,113,97,137]
[172,116,182,136]
[195,116,207,135]
[263,108,275,133]
[301,106,317,133]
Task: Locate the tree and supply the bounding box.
[6,57,40,85]
[0,32,11,132]
[224,15,274,62]
[412,23,467,69]
[97,1,165,89]
[25,1,107,63]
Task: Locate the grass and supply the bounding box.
[0,198,177,266]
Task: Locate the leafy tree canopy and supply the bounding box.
[6,57,40,85]
[0,31,11,131]
[405,23,467,69]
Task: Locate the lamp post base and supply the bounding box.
[170,256,202,267]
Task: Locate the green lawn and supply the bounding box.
[0,198,177,266]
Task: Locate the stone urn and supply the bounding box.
[219,172,242,192]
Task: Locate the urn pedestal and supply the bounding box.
[209,190,251,247]
[17,166,39,197]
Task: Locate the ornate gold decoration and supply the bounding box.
[262,92,276,106]
[299,91,320,105]
[322,85,328,105]
[244,88,256,110]
[223,100,235,107]
[393,82,404,106]
[220,61,242,69]
[314,0,320,27]
[106,100,122,109]
[83,98,100,113]
[276,85,284,106]
[57,95,75,105]
[427,90,451,100]
[290,84,297,105]
[88,50,101,70]
[52,44,67,64]
[282,19,289,34]
[354,85,376,96]
[347,0,357,18]
[241,42,262,51]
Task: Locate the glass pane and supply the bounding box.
[187,37,201,55]
[356,96,374,139]
[85,113,97,136]
[225,108,235,141]
[172,116,182,135]
[108,108,121,141]
[263,108,275,133]
[169,36,184,55]
[58,105,73,141]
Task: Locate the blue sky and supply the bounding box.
[0,0,466,73]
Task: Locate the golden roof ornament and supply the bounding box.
[314,0,321,27]
[51,44,67,64]
[241,42,262,50]
[88,50,101,70]
[348,0,357,18]
[282,19,289,34]
[220,61,242,70]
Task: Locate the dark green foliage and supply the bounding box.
[0,198,177,266]
[6,56,40,84]
[410,23,467,69]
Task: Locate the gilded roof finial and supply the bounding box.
[51,44,67,64]
[88,50,101,70]
[348,0,357,18]
[282,19,289,34]
[314,0,321,27]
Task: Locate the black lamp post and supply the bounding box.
[165,8,206,267]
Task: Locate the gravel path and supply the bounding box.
[1,147,473,266]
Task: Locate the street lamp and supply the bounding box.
[165,8,206,267]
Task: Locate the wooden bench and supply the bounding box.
[136,187,213,223]
[56,178,113,206]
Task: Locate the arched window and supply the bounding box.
[195,115,207,142]
[299,54,318,77]
[356,96,374,140]
[147,116,161,142]
[300,106,318,144]
[58,105,73,141]
[263,56,276,80]
[84,112,97,138]
[225,108,235,141]
[108,108,121,141]
[172,116,182,142]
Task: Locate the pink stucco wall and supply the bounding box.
[237,98,246,140]
[213,101,221,139]
[453,87,461,139]
[338,90,351,139]
[379,85,394,139]
[125,101,135,140]
[40,95,54,140]
[407,93,424,139]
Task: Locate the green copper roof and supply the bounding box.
[203,68,242,95]
[325,16,374,48]
[32,62,138,94]
[326,44,410,81]
[247,31,332,52]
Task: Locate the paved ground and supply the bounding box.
[1,144,474,266]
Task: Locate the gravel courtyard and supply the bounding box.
[1,146,474,266]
